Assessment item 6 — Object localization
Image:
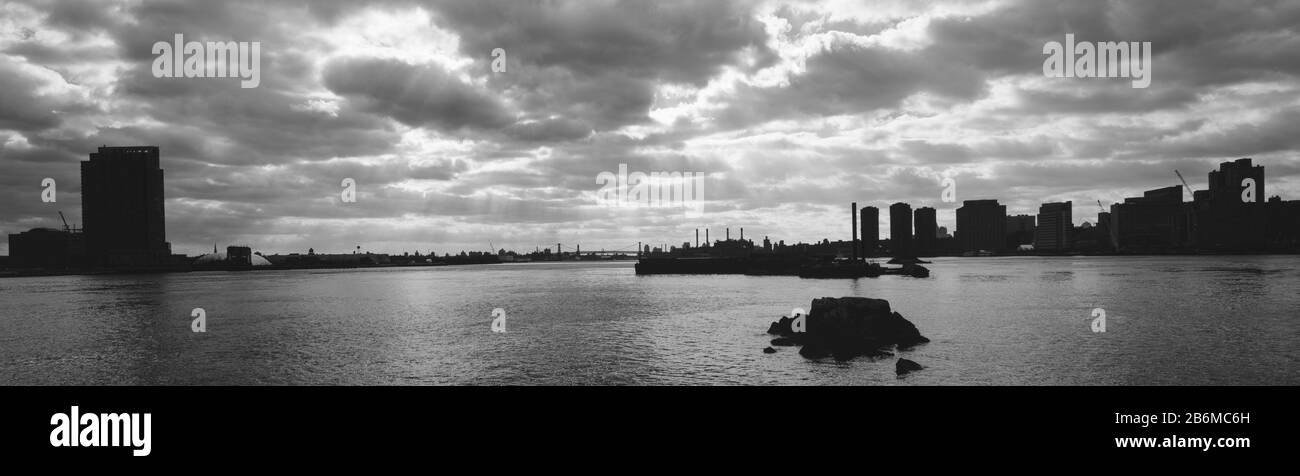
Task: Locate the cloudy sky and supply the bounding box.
[2,0,1299,256]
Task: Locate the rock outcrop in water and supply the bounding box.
[896,358,923,376]
[766,297,930,362]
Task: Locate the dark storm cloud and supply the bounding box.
[495,66,658,133]
[0,57,64,131]
[429,0,774,84]
[723,0,1300,126]
[428,0,776,136]
[719,40,988,126]
[14,0,122,36]
[108,48,405,165]
[1111,0,1300,87]
[900,140,973,164]
[3,40,116,66]
[925,0,1116,76]
[1149,109,1300,160]
[323,56,514,130]
[503,118,593,142]
[0,139,85,245]
[47,87,400,166]
[942,0,1300,115]
[1014,86,1200,115]
[13,0,410,168]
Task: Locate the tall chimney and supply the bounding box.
[706,229,709,246]
[695,229,699,248]
[740,227,744,241]
[726,228,730,241]
[851,202,859,262]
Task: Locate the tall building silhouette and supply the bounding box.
[890,202,912,257]
[7,228,85,268]
[1006,215,1035,234]
[860,206,879,257]
[81,146,170,266]
[1198,158,1266,250]
[914,206,936,255]
[1111,186,1183,252]
[1034,201,1073,251]
[1265,196,1300,247]
[956,199,1006,252]
[1208,158,1264,205]
[1006,214,1036,248]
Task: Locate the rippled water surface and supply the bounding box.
[1,255,1296,385]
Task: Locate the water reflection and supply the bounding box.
[0,256,1296,385]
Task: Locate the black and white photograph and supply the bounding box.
[0,0,1295,460]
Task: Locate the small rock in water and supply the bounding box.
[896,358,923,376]
[770,337,800,346]
[763,347,777,354]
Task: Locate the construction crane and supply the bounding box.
[1096,200,1117,249]
[1174,170,1197,245]
[1175,170,1194,200]
[58,211,72,232]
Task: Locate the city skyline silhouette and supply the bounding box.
[6,145,1298,272]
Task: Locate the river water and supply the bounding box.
[1,256,1295,385]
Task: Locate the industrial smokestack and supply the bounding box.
[852,202,859,262]
[726,228,730,241]
[706,229,709,246]
[740,227,744,241]
[695,229,699,248]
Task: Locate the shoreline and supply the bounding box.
[0,257,641,279]
[2,251,1294,279]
